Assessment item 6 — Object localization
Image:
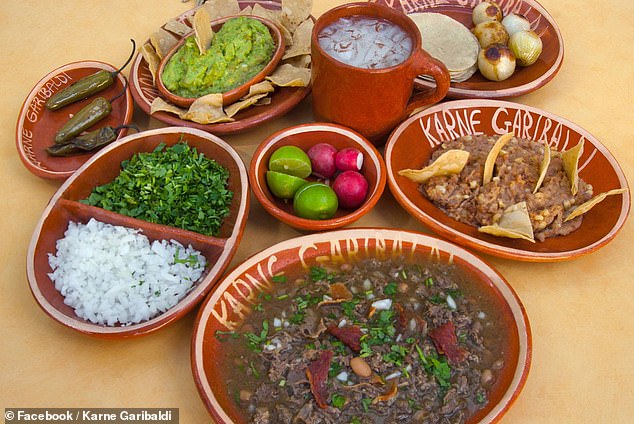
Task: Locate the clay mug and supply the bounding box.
[311,2,450,144]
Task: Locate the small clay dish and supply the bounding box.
[249,123,387,231]
[156,15,285,108]
[26,127,250,338]
[192,228,532,423]
[16,60,133,180]
[385,99,630,262]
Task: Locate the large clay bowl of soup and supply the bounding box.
[26,127,250,338]
[192,228,531,423]
[385,99,630,262]
[156,15,285,107]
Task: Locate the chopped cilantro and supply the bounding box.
[331,393,346,409]
[81,142,233,236]
[361,397,372,413]
[245,320,269,352]
[329,361,343,378]
[272,275,287,283]
[310,266,337,283]
[424,277,434,287]
[383,281,398,296]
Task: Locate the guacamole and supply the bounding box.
[162,17,276,98]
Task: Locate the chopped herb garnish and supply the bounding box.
[361,397,372,413]
[214,330,239,341]
[253,303,264,312]
[310,266,337,283]
[383,344,408,367]
[331,393,346,409]
[350,418,362,424]
[173,248,201,266]
[416,344,452,388]
[399,269,408,279]
[81,142,233,236]
[249,360,260,379]
[341,299,360,319]
[329,360,343,378]
[424,277,434,287]
[276,294,290,300]
[245,320,269,352]
[383,281,398,296]
[476,391,487,404]
[272,275,287,283]
[429,293,445,304]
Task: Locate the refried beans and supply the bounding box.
[420,134,593,242]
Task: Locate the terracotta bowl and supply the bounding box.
[249,123,387,231]
[385,99,631,262]
[26,127,250,338]
[192,228,532,423]
[156,15,285,107]
[16,60,134,180]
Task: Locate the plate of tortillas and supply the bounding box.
[374,0,564,99]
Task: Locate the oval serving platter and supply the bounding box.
[15,60,134,180]
[129,0,312,135]
[385,99,630,262]
[192,228,532,423]
[26,127,250,337]
[371,0,564,99]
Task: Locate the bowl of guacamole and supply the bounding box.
[157,15,285,107]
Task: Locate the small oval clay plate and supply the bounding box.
[375,0,564,99]
[26,127,250,337]
[16,60,134,180]
[130,0,312,135]
[384,99,630,262]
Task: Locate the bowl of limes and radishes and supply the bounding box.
[249,123,387,231]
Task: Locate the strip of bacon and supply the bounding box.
[428,321,468,365]
[306,350,333,409]
[326,324,363,352]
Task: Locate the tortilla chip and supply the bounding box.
[225,93,268,117]
[398,150,470,183]
[247,80,275,97]
[150,28,179,59]
[283,19,313,60]
[562,140,584,196]
[150,97,186,116]
[164,19,192,37]
[283,54,312,69]
[202,0,241,20]
[140,43,161,84]
[266,63,311,87]
[564,188,627,222]
[281,0,313,34]
[239,5,253,15]
[182,93,233,124]
[251,4,293,45]
[193,6,214,54]
[256,97,272,106]
[533,139,551,194]
[479,201,535,243]
[483,132,514,185]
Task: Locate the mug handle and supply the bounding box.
[405,49,451,116]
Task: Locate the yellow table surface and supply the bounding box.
[1,0,632,422]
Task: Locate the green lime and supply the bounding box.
[293,182,339,220]
[268,145,312,178]
[266,171,307,199]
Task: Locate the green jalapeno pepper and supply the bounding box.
[47,124,138,156]
[45,39,136,111]
[53,77,128,144]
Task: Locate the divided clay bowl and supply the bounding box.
[249,123,387,231]
[156,15,285,107]
[192,228,532,423]
[385,99,630,262]
[26,127,250,338]
[16,60,134,180]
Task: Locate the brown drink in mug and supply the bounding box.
[311,2,450,144]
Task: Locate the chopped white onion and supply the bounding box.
[338,319,347,328]
[371,299,393,310]
[446,294,457,310]
[363,279,373,290]
[273,318,282,328]
[336,371,349,382]
[385,371,402,380]
[478,311,486,319]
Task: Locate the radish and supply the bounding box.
[307,143,338,178]
[333,171,369,209]
[335,147,364,172]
